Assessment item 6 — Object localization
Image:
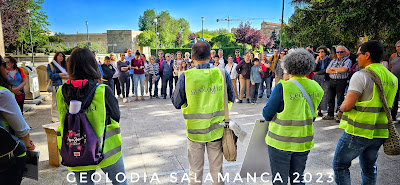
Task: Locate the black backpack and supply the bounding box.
[0,120,27,172]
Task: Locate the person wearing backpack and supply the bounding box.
[47,52,69,123]
[5,56,27,113]
[56,48,126,185]
[0,55,35,185]
[389,40,400,122]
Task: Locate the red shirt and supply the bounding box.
[131,58,145,74]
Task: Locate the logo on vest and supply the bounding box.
[289,92,320,100]
[191,85,223,95]
[381,81,396,88]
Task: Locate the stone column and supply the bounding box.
[0,12,5,56]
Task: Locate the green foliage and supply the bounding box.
[286,0,400,51]
[138,30,156,47]
[211,33,237,47]
[48,36,64,43]
[138,10,191,49]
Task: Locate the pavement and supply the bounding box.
[20,93,400,185]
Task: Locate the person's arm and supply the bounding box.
[172,73,186,109]
[13,68,27,93]
[340,92,360,112]
[104,86,120,122]
[225,71,235,102]
[262,83,284,121]
[47,64,61,81]
[236,61,243,74]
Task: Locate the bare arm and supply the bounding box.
[340,91,360,112]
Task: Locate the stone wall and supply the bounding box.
[106,30,142,54]
[58,33,108,48]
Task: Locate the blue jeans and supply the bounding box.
[73,157,127,185]
[333,132,385,185]
[268,145,310,185]
[134,74,145,96]
[130,74,135,95]
[259,77,271,97]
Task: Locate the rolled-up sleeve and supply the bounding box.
[0,89,30,137]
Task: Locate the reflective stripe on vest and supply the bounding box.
[265,77,324,152]
[56,84,122,171]
[182,67,230,142]
[339,64,398,139]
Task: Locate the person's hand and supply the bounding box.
[60,73,67,77]
[252,82,255,85]
[316,56,320,61]
[313,72,317,74]
[26,140,36,151]
[258,67,262,72]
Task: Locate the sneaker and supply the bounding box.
[141,96,145,101]
[238,100,242,103]
[318,112,323,117]
[163,96,166,99]
[258,95,263,99]
[336,119,341,123]
[247,99,250,103]
[135,96,139,101]
[127,97,131,102]
[155,96,160,99]
[251,103,255,105]
[123,98,127,103]
[118,95,123,99]
[322,115,335,120]
[235,99,239,103]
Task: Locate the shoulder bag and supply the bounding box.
[360,69,400,155]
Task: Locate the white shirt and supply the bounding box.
[0,89,30,137]
[225,63,238,80]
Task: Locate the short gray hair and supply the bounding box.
[282,48,315,76]
[396,40,400,46]
[336,45,348,51]
[218,49,223,52]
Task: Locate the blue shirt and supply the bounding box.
[125,55,135,74]
[250,65,263,83]
[172,63,235,109]
[262,83,284,121]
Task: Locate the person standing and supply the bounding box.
[273,51,285,83]
[184,52,192,63]
[263,49,323,185]
[110,53,122,98]
[101,56,116,95]
[131,50,146,101]
[225,55,238,102]
[173,51,183,86]
[0,55,36,184]
[269,49,279,70]
[333,40,398,185]
[313,46,332,117]
[258,52,271,98]
[234,49,243,64]
[389,40,400,122]
[213,55,225,70]
[5,56,27,113]
[160,53,174,99]
[236,52,252,103]
[146,56,160,99]
[141,54,149,96]
[250,58,263,104]
[218,49,228,66]
[125,48,135,96]
[118,53,131,103]
[172,41,234,185]
[323,46,352,122]
[178,61,188,77]
[56,48,126,185]
[47,52,69,123]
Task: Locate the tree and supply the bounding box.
[211,33,237,47]
[286,0,400,50]
[188,32,197,41]
[0,0,28,47]
[234,22,271,50]
[138,9,156,31]
[176,32,182,48]
[48,36,64,43]
[138,30,156,47]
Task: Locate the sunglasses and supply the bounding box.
[336,51,345,54]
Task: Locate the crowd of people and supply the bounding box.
[1,39,399,185]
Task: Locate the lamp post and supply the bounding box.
[201,17,204,39]
[85,21,89,42]
[27,9,34,66]
[278,0,284,52]
[154,18,158,55]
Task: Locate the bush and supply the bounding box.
[41,41,107,55]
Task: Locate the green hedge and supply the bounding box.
[150,47,245,59]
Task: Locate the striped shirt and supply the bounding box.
[146,62,160,75]
[327,57,352,79]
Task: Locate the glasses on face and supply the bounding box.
[166,56,170,58]
[151,58,155,60]
[280,53,285,55]
[336,51,345,54]
[235,52,239,53]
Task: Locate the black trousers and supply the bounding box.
[103,79,115,95]
[161,75,173,97]
[391,88,399,120]
[250,83,260,103]
[113,77,121,95]
[0,155,26,185]
[327,79,347,116]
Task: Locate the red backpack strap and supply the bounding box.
[391,53,396,61]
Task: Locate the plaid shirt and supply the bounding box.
[327,57,352,79]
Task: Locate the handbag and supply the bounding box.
[219,68,238,162]
[47,63,55,92]
[360,69,400,155]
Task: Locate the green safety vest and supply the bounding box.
[56,84,122,171]
[181,67,232,142]
[339,64,398,139]
[266,76,324,152]
[0,86,26,157]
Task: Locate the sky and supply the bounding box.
[42,0,296,34]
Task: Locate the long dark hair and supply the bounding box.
[53,52,67,69]
[5,56,18,69]
[0,55,13,89]
[68,48,101,80]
